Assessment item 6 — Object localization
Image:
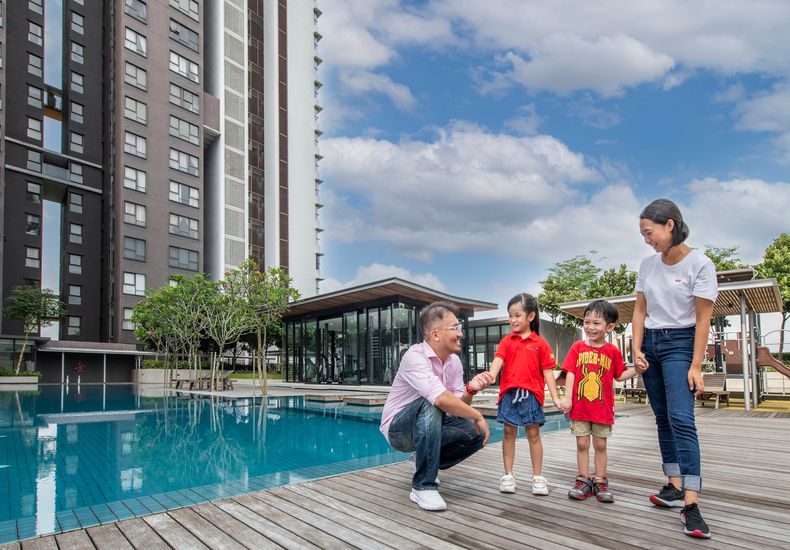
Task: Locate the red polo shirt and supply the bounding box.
[495,331,556,405]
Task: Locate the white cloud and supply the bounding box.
[566,95,622,129]
[730,84,790,163]
[340,70,417,111]
[320,263,446,293]
[504,104,542,135]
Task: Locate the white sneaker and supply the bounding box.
[499,473,516,493]
[408,455,439,485]
[410,489,447,511]
[532,475,549,495]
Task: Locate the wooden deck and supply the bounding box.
[4,405,790,549]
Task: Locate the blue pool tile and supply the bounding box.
[73,506,99,528]
[150,493,180,510]
[120,499,150,517]
[166,490,199,507]
[56,510,81,532]
[107,501,135,521]
[0,520,17,544]
[89,504,119,523]
[137,496,166,514]
[178,489,209,505]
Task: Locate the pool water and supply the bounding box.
[0,385,569,542]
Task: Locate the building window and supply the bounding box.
[27,118,42,141]
[70,102,84,124]
[28,21,43,46]
[28,54,43,77]
[169,115,199,145]
[123,96,147,124]
[169,51,198,83]
[26,214,41,236]
[169,181,199,207]
[168,246,198,271]
[69,192,83,214]
[169,83,199,114]
[71,12,84,34]
[71,42,84,64]
[71,71,84,94]
[123,308,136,331]
[124,62,147,90]
[123,201,146,226]
[29,0,43,15]
[27,182,42,204]
[168,214,198,239]
[123,237,146,261]
[26,247,41,269]
[170,0,198,21]
[28,85,42,108]
[69,223,83,244]
[66,316,81,336]
[124,28,147,57]
[27,151,42,172]
[123,166,146,192]
[123,272,146,296]
[169,19,199,52]
[68,285,82,306]
[70,132,84,154]
[124,132,147,158]
[169,148,198,176]
[70,162,83,184]
[68,254,82,274]
[124,0,147,22]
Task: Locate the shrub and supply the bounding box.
[0,368,41,377]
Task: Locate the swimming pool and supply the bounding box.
[0,385,569,543]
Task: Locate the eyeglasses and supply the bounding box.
[438,322,464,334]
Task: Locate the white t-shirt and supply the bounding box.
[635,249,718,329]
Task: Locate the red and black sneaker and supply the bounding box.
[567,476,593,500]
[681,503,712,539]
[650,483,685,508]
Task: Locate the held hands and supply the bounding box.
[634,352,649,373]
[468,371,495,393]
[553,397,571,414]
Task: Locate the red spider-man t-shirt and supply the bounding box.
[561,341,626,425]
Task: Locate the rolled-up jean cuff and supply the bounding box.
[662,462,681,477]
[683,476,702,493]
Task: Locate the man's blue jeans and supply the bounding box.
[387,397,485,490]
[641,327,702,492]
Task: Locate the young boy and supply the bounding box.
[560,300,645,502]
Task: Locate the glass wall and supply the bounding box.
[285,301,463,385]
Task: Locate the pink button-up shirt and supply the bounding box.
[379,341,464,442]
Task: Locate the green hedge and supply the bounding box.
[141,359,208,370]
[0,368,41,377]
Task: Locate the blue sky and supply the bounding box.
[314,0,790,319]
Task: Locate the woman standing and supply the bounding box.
[632,199,718,539]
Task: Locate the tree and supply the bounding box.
[704,245,747,271]
[4,286,65,374]
[589,264,638,334]
[756,234,790,355]
[539,254,600,356]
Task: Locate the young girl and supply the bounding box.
[486,293,564,495]
[632,199,717,539]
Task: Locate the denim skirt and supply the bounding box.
[497,388,545,427]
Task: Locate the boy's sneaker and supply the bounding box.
[531,475,549,495]
[680,503,712,539]
[592,477,614,503]
[568,476,593,500]
[650,483,685,507]
[499,473,516,493]
[409,489,446,511]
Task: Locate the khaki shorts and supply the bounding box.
[571,420,612,438]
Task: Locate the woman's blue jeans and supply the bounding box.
[641,326,702,492]
[387,397,485,490]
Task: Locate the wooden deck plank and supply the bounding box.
[214,499,321,550]
[12,405,790,549]
[114,518,169,550]
[166,508,246,550]
[54,529,95,550]
[191,503,283,550]
[0,544,20,550]
[19,539,57,550]
[141,513,209,550]
[84,524,134,550]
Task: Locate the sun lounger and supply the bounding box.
[698,372,729,409]
[622,374,647,403]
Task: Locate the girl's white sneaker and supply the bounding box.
[532,475,549,495]
[499,473,516,493]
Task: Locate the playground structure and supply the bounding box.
[559,269,787,411]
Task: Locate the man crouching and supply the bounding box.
[380,301,492,511]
